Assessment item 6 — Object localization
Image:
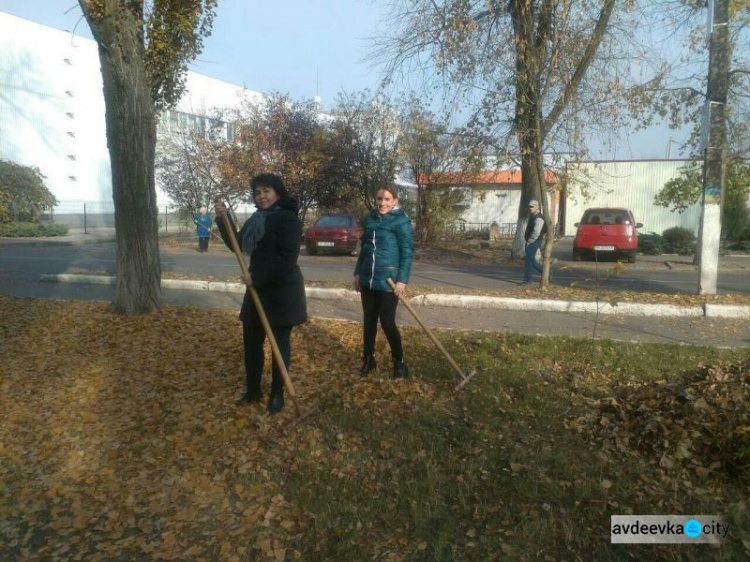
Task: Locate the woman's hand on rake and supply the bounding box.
[242,272,253,287]
[393,282,407,298]
[214,201,227,216]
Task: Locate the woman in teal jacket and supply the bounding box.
[352,186,414,378]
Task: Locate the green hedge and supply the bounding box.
[0,222,69,237]
[637,232,666,255]
[662,226,696,255]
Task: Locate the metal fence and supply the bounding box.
[446,221,517,239]
[41,202,255,234]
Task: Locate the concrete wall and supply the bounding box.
[455,185,523,226]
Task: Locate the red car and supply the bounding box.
[573,208,642,263]
[304,214,363,256]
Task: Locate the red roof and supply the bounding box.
[418,169,557,185]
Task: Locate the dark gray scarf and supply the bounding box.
[241,207,276,256]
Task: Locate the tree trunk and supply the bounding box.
[510,1,545,262]
[87,8,161,313]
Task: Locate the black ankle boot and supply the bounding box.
[235,389,262,406]
[359,355,376,378]
[393,360,409,379]
[268,394,285,415]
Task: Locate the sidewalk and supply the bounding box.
[36,272,750,320]
[0,272,743,348]
[4,230,750,347]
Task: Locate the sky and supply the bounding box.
[0,0,386,107]
[0,0,691,160]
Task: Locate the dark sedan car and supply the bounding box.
[304,214,362,256]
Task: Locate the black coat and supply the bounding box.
[217,199,308,328]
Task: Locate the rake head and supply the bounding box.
[281,405,320,430]
[454,368,478,392]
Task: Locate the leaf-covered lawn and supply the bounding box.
[0,295,747,561]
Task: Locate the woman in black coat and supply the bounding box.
[215,173,307,414]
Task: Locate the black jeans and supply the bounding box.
[360,286,403,362]
[242,323,292,396]
[198,236,209,251]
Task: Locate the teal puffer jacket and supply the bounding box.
[354,208,414,292]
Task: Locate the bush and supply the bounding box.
[0,160,58,223]
[638,232,666,255]
[662,226,696,254]
[0,222,69,237]
[724,240,750,252]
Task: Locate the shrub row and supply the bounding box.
[0,222,69,237]
[638,227,696,255]
[638,225,750,255]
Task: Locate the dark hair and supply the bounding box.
[376,185,398,199]
[251,173,289,200]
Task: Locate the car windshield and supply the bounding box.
[316,216,352,227]
[581,210,631,226]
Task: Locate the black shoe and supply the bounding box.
[359,355,376,378]
[393,361,409,379]
[235,390,262,406]
[520,280,532,286]
[268,394,285,415]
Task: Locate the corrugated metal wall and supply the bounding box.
[564,160,702,236]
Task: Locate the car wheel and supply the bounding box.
[307,248,318,256]
[627,252,637,263]
[350,240,361,256]
[572,249,582,261]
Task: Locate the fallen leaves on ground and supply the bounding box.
[567,359,750,488]
[1,295,748,560]
[0,296,451,561]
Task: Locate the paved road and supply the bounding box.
[1,236,749,348]
[1,237,748,295]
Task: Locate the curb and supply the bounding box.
[704,303,750,318]
[38,274,750,318]
[411,294,704,317]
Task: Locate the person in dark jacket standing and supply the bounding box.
[522,199,547,285]
[353,186,414,379]
[195,206,212,252]
[214,174,307,414]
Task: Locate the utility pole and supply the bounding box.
[698,0,729,295]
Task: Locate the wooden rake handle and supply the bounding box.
[386,278,467,379]
[215,206,300,414]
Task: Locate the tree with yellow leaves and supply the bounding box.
[78,0,217,313]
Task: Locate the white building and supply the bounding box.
[420,169,559,237]
[563,160,702,236]
[0,11,259,213]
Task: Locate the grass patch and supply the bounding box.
[0,296,747,560]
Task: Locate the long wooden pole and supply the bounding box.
[215,208,301,415]
[386,278,468,379]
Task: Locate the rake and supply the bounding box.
[387,278,478,390]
